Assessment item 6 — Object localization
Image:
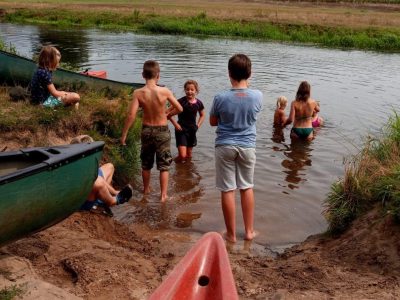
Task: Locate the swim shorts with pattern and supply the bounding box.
[140,125,172,171]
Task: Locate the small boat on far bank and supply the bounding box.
[0,49,144,93]
[149,232,239,300]
[0,141,104,247]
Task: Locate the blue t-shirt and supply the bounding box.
[209,88,263,148]
[30,67,53,104]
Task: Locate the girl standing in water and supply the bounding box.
[169,80,205,162]
[284,81,318,141]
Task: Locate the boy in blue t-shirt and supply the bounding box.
[209,54,263,243]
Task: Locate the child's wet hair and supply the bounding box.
[276,96,288,109]
[184,80,199,92]
[38,45,60,71]
[228,54,251,81]
[142,60,160,79]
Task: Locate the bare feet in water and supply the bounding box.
[222,232,237,243]
[244,230,258,241]
[160,194,168,203]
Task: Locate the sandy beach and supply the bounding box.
[1,206,400,299]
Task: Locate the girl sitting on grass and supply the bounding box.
[30,45,80,108]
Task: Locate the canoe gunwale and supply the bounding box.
[0,142,104,185]
[0,49,144,90]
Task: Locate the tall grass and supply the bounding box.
[0,39,17,54]
[0,88,141,184]
[325,113,400,234]
[4,9,400,52]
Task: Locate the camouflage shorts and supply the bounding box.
[140,125,172,171]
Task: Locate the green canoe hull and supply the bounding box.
[0,142,104,247]
[0,50,143,93]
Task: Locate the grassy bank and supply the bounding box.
[2,4,400,51]
[325,113,400,234]
[0,87,141,185]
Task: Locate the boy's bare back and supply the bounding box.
[135,84,173,126]
[120,60,182,146]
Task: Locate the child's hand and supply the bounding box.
[175,124,183,131]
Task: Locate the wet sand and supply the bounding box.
[1,208,400,299]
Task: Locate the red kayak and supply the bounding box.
[80,69,107,79]
[149,232,238,300]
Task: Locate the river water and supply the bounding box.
[1,23,400,250]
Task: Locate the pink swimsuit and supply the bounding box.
[312,117,321,128]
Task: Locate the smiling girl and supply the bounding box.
[169,80,205,162]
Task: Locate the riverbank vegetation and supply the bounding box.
[1,0,400,51]
[325,113,400,234]
[0,87,141,184]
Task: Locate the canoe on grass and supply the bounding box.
[0,50,144,94]
[149,232,239,300]
[0,141,104,247]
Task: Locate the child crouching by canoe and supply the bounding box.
[71,135,133,217]
[30,45,80,108]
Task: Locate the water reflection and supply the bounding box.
[171,161,204,204]
[35,27,89,68]
[271,126,285,144]
[175,212,202,228]
[281,140,314,190]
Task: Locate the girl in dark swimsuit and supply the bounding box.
[284,81,319,141]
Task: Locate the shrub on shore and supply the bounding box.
[325,113,400,234]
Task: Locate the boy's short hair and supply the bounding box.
[228,54,251,81]
[38,45,59,71]
[276,96,288,109]
[142,60,160,79]
[184,79,199,92]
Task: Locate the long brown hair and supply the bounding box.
[38,46,60,71]
[295,81,311,102]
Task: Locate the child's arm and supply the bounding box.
[47,83,67,99]
[165,89,183,119]
[197,109,205,129]
[284,102,295,126]
[120,91,140,145]
[280,111,287,125]
[169,116,182,131]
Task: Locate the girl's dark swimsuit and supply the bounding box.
[291,127,313,139]
[292,114,313,139]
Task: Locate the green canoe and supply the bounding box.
[0,141,104,247]
[0,49,144,93]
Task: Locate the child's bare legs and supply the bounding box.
[61,92,80,106]
[221,190,236,243]
[176,146,187,162]
[240,188,256,240]
[187,147,193,158]
[101,163,114,184]
[99,163,118,195]
[142,169,151,194]
[160,170,169,202]
[88,177,117,206]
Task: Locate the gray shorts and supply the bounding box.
[215,145,256,192]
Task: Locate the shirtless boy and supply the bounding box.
[121,60,183,202]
